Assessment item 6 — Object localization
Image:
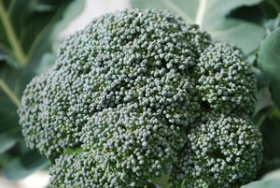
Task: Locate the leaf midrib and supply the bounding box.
[0,1,65,109]
[0,0,27,66]
[195,0,207,26]
[0,78,20,107]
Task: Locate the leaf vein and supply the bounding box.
[0,0,27,66]
[0,78,20,107]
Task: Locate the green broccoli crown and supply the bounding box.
[18,9,261,188]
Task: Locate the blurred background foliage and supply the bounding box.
[0,0,280,187]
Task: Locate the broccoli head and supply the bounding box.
[18,9,262,187]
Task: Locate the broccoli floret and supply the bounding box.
[171,114,263,188]
[19,69,85,159]
[194,43,257,115]
[50,104,187,187]
[49,152,102,188]
[18,9,262,188]
[80,104,186,187]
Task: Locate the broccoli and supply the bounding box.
[18,9,262,188]
[171,114,262,188]
[194,43,256,115]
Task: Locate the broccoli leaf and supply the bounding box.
[242,179,280,188]
[242,169,280,188]
[260,111,280,160]
[257,108,280,175]
[258,27,280,108]
[260,0,280,19]
[0,133,17,154]
[0,0,84,67]
[130,0,265,54]
[2,150,50,180]
[253,87,274,118]
[259,158,280,177]
[0,66,22,153]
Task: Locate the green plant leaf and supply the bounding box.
[264,17,280,35]
[0,0,85,67]
[258,28,280,108]
[0,66,22,138]
[254,67,270,90]
[130,0,265,53]
[0,133,17,153]
[34,53,56,74]
[242,179,280,188]
[253,87,274,117]
[242,169,280,188]
[260,0,280,19]
[259,158,280,176]
[2,150,50,180]
[0,0,85,113]
[260,111,280,160]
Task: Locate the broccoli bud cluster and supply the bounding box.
[18,9,262,187]
[171,114,262,188]
[195,43,256,115]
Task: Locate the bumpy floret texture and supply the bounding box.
[81,104,186,185]
[171,114,262,188]
[19,70,86,158]
[195,43,256,115]
[50,152,109,188]
[18,9,262,188]
[50,104,186,187]
[19,9,209,160]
